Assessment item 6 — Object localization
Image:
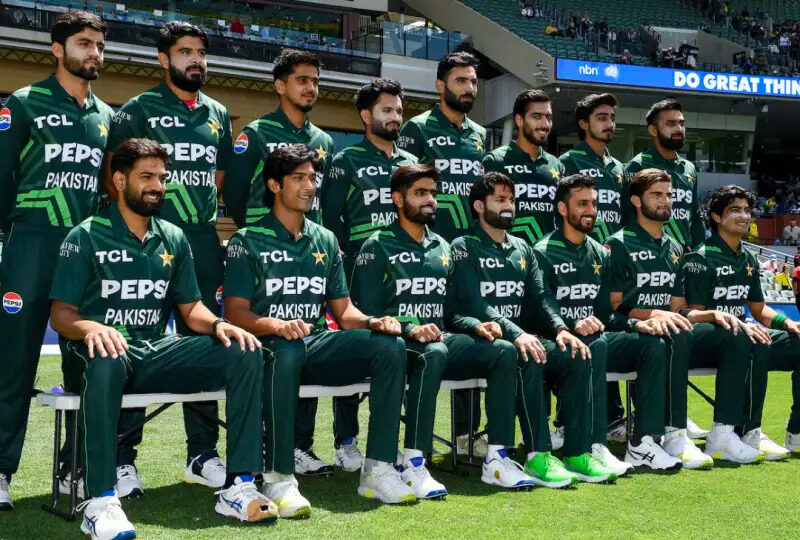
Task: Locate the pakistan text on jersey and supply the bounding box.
[165,169,215,187]
[266,303,323,319]
[713,305,746,317]
[398,303,444,318]
[104,308,162,326]
[45,172,98,191]
[561,305,595,320]
[636,292,671,307]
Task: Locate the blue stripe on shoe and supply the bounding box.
[111,530,136,540]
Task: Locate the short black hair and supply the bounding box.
[355,78,403,112]
[469,172,515,218]
[512,89,551,118]
[111,138,170,177]
[51,11,106,46]
[436,51,479,81]
[390,163,439,203]
[273,48,322,82]
[262,144,321,208]
[555,174,596,205]
[630,168,672,198]
[646,98,682,125]
[157,21,208,55]
[575,93,618,140]
[707,184,756,232]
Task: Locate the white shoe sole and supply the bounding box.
[357,486,416,504]
[624,457,682,472]
[80,522,136,539]
[333,459,362,472]
[572,473,616,484]
[763,451,790,461]
[276,502,312,518]
[529,476,576,489]
[214,501,278,523]
[116,487,143,499]
[707,450,764,464]
[479,473,534,490]
[184,469,224,488]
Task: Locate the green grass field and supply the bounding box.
[2,355,800,539]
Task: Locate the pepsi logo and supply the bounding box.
[215,286,223,305]
[0,107,11,131]
[3,292,23,314]
[233,133,248,154]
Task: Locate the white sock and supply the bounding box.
[665,426,680,436]
[262,471,290,484]
[526,451,542,461]
[363,458,378,472]
[487,444,504,459]
[403,448,423,467]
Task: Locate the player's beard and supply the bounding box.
[63,49,100,80]
[589,125,614,144]
[484,208,514,229]
[169,61,206,93]
[657,129,685,151]
[371,116,400,141]
[640,199,671,222]
[443,83,475,114]
[521,122,549,147]
[567,208,595,233]
[125,186,163,217]
[404,201,436,225]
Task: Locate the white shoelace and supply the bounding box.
[296,449,326,468]
[204,457,226,475]
[117,465,137,478]
[76,495,126,522]
[341,443,362,461]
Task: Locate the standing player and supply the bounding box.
[0,12,114,509]
[483,89,564,245]
[51,138,274,538]
[451,172,616,485]
[104,21,231,494]
[398,51,487,452]
[224,48,334,227]
[683,185,795,460]
[534,174,680,473]
[224,145,413,512]
[319,78,416,470]
[606,169,760,467]
[351,164,536,493]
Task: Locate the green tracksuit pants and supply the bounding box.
[262,330,406,475]
[61,335,263,498]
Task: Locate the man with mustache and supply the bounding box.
[397,51,488,457]
[50,138,273,538]
[0,11,114,510]
[319,78,417,471]
[606,169,760,468]
[103,21,232,496]
[534,174,679,474]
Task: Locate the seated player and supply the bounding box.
[450,172,617,486]
[606,169,762,468]
[50,139,275,539]
[684,185,795,459]
[223,144,412,515]
[351,164,536,494]
[534,174,680,472]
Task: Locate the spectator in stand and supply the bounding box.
[580,12,592,36]
[792,264,800,310]
[620,49,633,64]
[747,219,759,243]
[765,195,777,214]
[567,18,577,39]
[794,246,800,268]
[763,254,780,273]
[230,17,245,34]
[545,21,565,37]
[774,263,793,291]
[783,218,800,246]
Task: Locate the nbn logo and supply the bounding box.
[579,64,599,76]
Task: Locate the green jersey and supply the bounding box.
[49,203,201,341]
[224,107,334,227]
[397,104,486,241]
[0,74,114,231]
[682,233,763,320]
[449,226,565,341]
[222,211,348,332]
[351,221,457,337]
[625,146,704,249]
[605,223,685,311]
[320,137,417,270]
[483,142,565,245]
[559,142,625,242]
[107,82,232,227]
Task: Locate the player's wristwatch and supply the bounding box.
[212,318,228,333]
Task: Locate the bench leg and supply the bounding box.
[625,381,634,442]
[68,409,79,521]
[41,409,78,522]
[687,380,716,407]
[41,409,63,516]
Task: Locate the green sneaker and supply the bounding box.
[523,452,578,488]
[563,453,617,484]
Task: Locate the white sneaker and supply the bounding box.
[114,465,143,499]
[294,448,334,476]
[592,443,634,477]
[58,472,85,499]
[456,434,488,457]
[77,495,136,540]
[214,475,278,523]
[550,427,564,451]
[785,431,800,456]
[358,461,416,504]
[0,473,12,511]
[742,428,789,461]
[624,436,682,471]
[481,449,535,489]
[334,438,364,472]
[607,420,627,443]
[662,429,713,469]
[184,453,226,488]
[705,424,764,464]
[686,417,710,439]
[262,473,311,518]
[400,456,447,500]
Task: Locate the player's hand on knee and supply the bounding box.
[784,319,800,336]
[574,316,604,336]
[369,316,402,335]
[276,319,313,341]
[514,332,546,364]
[216,321,262,351]
[556,329,591,360]
[408,323,442,343]
[85,324,128,359]
[741,322,771,344]
[712,310,739,334]
[474,321,502,341]
[633,319,660,335]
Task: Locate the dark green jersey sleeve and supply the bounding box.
[0,95,32,231]
[594,252,638,331]
[351,235,401,330]
[605,237,629,293]
[223,125,261,228]
[524,246,566,337]
[49,227,93,307]
[749,262,764,302]
[107,100,145,153]
[326,239,349,301]
[320,152,349,242]
[671,249,686,298]
[222,232,256,300]
[216,109,234,173]
[481,152,503,174]
[397,121,425,158]
[682,253,714,307]
[169,232,203,306]
[559,153,579,176]
[689,173,705,249]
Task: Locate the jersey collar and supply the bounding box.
[706,232,744,258]
[472,224,514,252]
[272,106,312,136]
[509,140,548,163]
[431,103,475,135]
[45,73,99,111]
[645,145,683,170]
[576,142,612,165]
[155,81,208,110]
[390,220,437,248]
[262,210,312,241]
[359,136,401,160]
[108,202,159,244]
[630,221,671,247]
[550,227,588,252]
